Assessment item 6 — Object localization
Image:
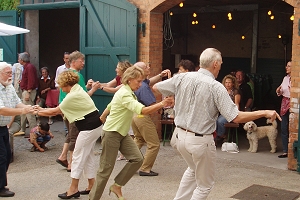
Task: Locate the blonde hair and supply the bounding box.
[222,74,239,90]
[117,60,132,74]
[121,66,144,85]
[57,70,79,87]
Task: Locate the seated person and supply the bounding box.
[216,74,241,140]
[29,121,54,152]
[164,59,195,118]
[235,70,253,111]
[36,67,55,124]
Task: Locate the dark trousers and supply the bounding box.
[0,126,11,190]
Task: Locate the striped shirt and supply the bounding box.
[0,84,22,126]
[155,68,239,135]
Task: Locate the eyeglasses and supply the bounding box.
[2,71,12,76]
[75,59,85,63]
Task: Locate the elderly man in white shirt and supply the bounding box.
[153,48,281,200]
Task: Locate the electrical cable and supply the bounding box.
[163,11,174,50]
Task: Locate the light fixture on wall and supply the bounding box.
[179,2,183,7]
[290,15,294,21]
[242,35,245,40]
[193,12,197,18]
[169,11,173,16]
[212,24,216,29]
[139,23,146,37]
[270,15,275,20]
[278,34,282,39]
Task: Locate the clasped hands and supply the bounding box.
[162,96,174,107]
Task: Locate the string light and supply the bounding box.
[193,12,197,18]
[290,15,294,21]
[268,10,272,15]
[179,2,183,7]
[228,12,232,20]
[191,20,198,25]
[270,15,275,20]
[278,34,282,39]
[242,35,245,40]
[212,24,216,29]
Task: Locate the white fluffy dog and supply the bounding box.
[243,119,278,153]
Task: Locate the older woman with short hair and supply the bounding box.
[89,66,174,200]
[35,70,102,199]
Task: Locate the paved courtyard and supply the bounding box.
[6,119,300,200]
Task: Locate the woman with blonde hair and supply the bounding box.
[216,74,241,140]
[35,70,102,199]
[89,66,173,200]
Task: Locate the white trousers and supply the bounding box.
[173,127,216,200]
[71,125,102,179]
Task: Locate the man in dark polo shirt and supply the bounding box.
[132,62,171,176]
[19,52,38,132]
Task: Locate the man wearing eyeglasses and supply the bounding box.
[18,52,38,133]
[0,62,36,197]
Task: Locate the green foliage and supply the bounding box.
[0,0,20,11]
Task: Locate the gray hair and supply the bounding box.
[19,52,30,62]
[69,51,85,64]
[199,48,222,69]
[0,62,12,72]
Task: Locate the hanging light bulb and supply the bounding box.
[170,11,173,16]
[228,16,232,21]
[278,34,282,39]
[179,2,184,7]
[270,15,275,20]
[192,21,195,25]
[212,24,216,29]
[268,10,272,15]
[195,20,198,24]
[242,35,245,40]
[290,15,294,21]
[228,12,232,17]
[193,12,197,18]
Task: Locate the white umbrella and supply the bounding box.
[0,22,30,36]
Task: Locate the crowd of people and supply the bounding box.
[0,48,286,199]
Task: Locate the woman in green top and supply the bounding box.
[34,71,102,199]
[89,66,174,200]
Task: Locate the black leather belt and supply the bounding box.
[177,126,207,137]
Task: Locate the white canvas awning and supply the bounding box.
[0,22,30,36]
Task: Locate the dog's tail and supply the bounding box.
[266,119,277,128]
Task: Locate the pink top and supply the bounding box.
[280,75,290,98]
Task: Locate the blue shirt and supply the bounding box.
[134,79,156,106]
